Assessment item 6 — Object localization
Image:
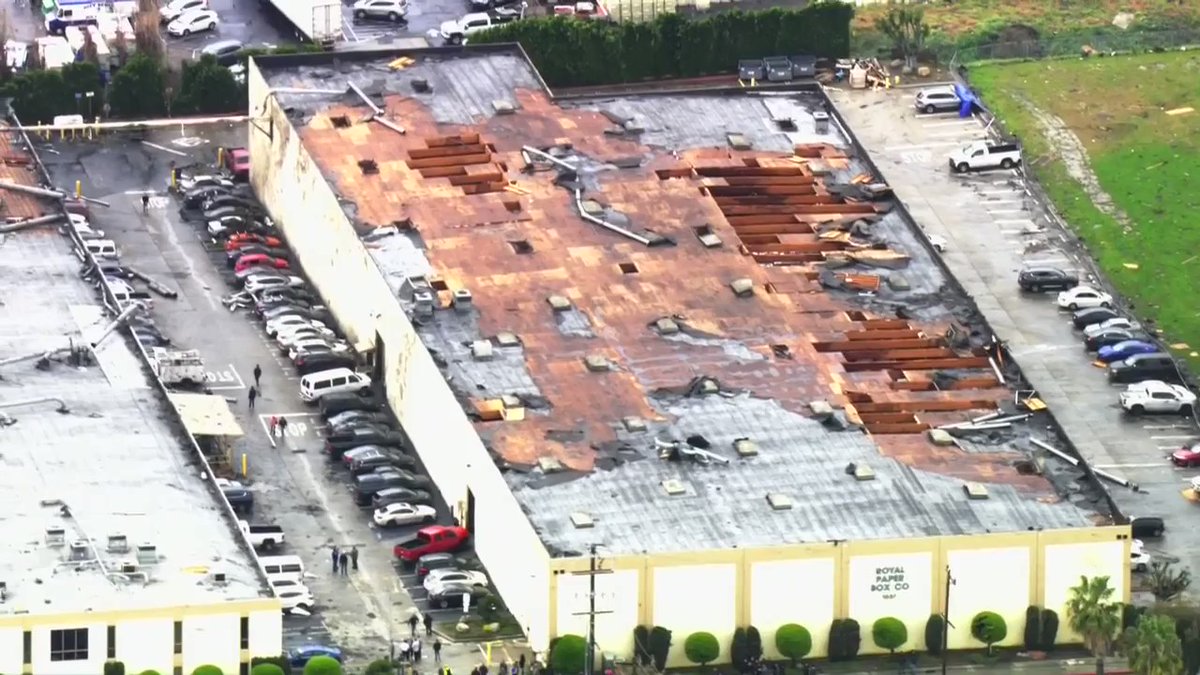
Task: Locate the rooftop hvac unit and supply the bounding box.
[135,545,157,566]
[69,540,91,561]
[119,561,139,575]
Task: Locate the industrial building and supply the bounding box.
[0,128,280,675]
[246,47,1129,665]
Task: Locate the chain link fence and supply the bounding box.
[946,28,1200,65]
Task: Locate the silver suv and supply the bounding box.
[352,0,407,21]
[914,86,961,114]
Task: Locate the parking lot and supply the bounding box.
[42,127,525,666]
[830,86,1200,578]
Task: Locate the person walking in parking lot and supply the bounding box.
[278,416,289,436]
[141,193,150,213]
[350,545,359,570]
[330,545,339,573]
[433,638,442,663]
[413,637,423,662]
[247,385,257,409]
[408,612,420,637]
[424,612,433,636]
[253,363,262,387]
[338,551,349,575]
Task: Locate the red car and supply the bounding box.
[224,147,250,181]
[393,525,469,563]
[226,233,281,250]
[234,254,289,273]
[1171,445,1200,467]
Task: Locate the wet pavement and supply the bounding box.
[39,125,530,668]
[829,86,1200,585]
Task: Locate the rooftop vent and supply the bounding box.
[733,438,758,457]
[106,534,129,553]
[45,528,65,546]
[622,416,647,433]
[547,295,572,312]
[492,100,516,115]
[68,540,91,561]
[619,262,639,275]
[211,570,228,584]
[452,288,473,312]
[809,400,834,416]
[693,224,722,248]
[471,340,494,362]
[135,545,157,566]
[412,290,435,318]
[430,279,449,292]
[537,456,564,474]
[726,133,752,151]
[653,317,680,336]
[964,482,990,500]
[661,479,687,496]
[357,159,379,175]
[411,79,431,93]
[330,115,351,129]
[569,512,594,529]
[813,111,830,132]
[774,117,798,132]
[495,332,521,348]
[766,493,793,511]
[730,278,754,298]
[119,561,139,575]
[846,462,875,481]
[509,240,533,255]
[584,354,612,372]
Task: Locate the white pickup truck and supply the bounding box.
[948,141,1022,173]
[239,520,285,551]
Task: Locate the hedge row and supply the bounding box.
[473,3,854,88]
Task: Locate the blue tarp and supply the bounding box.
[954,83,982,118]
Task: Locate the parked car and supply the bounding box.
[393,525,469,562]
[289,338,350,360]
[348,449,416,474]
[279,588,316,613]
[353,0,407,21]
[296,352,356,377]
[1083,317,1142,338]
[204,193,257,212]
[1120,380,1196,415]
[1171,444,1200,468]
[1131,545,1151,573]
[423,568,487,593]
[326,425,404,454]
[288,646,343,667]
[225,232,282,250]
[224,147,251,181]
[1085,328,1147,352]
[428,582,490,609]
[373,487,433,509]
[245,275,303,294]
[266,315,329,337]
[737,59,765,82]
[167,9,218,36]
[183,185,230,208]
[278,327,336,352]
[915,86,961,114]
[319,391,383,417]
[415,552,473,578]
[1057,286,1113,311]
[1128,516,1165,539]
[327,409,390,428]
[221,485,254,513]
[1098,340,1160,363]
[373,502,437,527]
[235,254,290,273]
[1072,307,1122,330]
[1017,267,1078,293]
[300,367,371,403]
[1108,353,1179,384]
[195,39,244,66]
[203,203,264,221]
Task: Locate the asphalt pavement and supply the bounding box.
[828,86,1200,585]
[39,126,530,668]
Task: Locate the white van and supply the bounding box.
[299,367,371,403]
[258,555,305,577]
[84,239,119,259]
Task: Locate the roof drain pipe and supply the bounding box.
[0,396,69,414]
[347,81,406,136]
[522,145,579,172]
[1030,438,1132,489]
[0,213,65,233]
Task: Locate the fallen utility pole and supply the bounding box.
[1030,438,1132,488]
[0,180,110,207]
[0,213,64,233]
[126,267,179,299]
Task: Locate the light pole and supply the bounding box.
[941,566,956,675]
[85,91,95,118]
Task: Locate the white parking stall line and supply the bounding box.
[995,218,1037,225]
[991,179,1015,185]
[1153,435,1195,440]
[980,189,1017,196]
[1146,424,1192,430]
[342,22,360,41]
[1093,463,1167,469]
[885,141,964,152]
[921,119,983,128]
[927,130,985,139]
[1023,258,1070,266]
[985,208,1028,214]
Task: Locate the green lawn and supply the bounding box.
[970,52,1200,365]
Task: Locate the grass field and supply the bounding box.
[970,52,1200,364]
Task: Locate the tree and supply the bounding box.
[925,614,946,656]
[731,627,748,672]
[192,667,223,675]
[107,53,165,117]
[1067,576,1123,675]
[633,626,652,667]
[746,625,763,664]
[971,612,1008,655]
[133,0,163,62]
[1041,609,1060,652]
[1151,562,1193,603]
[81,29,100,65]
[1125,614,1184,675]
[1025,606,1043,651]
[774,623,812,665]
[105,661,127,675]
[872,617,908,654]
[251,665,287,675]
[684,632,719,666]
[648,626,672,672]
[873,6,930,71]
[302,656,342,675]
[7,69,72,123]
[549,634,587,675]
[175,54,241,114]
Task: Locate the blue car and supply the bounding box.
[288,645,344,667]
[1098,340,1158,363]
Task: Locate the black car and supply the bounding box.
[428,582,490,609]
[203,204,264,222]
[1129,516,1165,538]
[221,486,254,513]
[205,195,260,213]
[326,409,390,428]
[328,418,395,436]
[1108,353,1178,384]
[319,391,383,417]
[296,352,356,377]
[737,59,765,82]
[353,471,413,505]
[373,486,433,509]
[183,185,231,208]
[325,425,405,455]
[349,450,417,474]
[1018,267,1079,292]
[131,326,171,347]
[1085,329,1148,352]
[416,552,473,578]
[1072,307,1121,329]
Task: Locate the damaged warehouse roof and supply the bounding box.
[259,49,1100,556]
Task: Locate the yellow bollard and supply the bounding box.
[217,147,226,167]
[170,169,177,190]
[75,181,81,198]
[241,453,248,477]
[485,642,493,665]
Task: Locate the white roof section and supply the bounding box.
[0,202,266,615]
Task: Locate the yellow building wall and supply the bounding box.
[748,557,836,659]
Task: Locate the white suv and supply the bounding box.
[352,0,407,21]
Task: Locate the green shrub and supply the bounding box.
[774,623,812,664]
[137,671,163,675]
[550,634,588,675]
[872,617,908,653]
[971,611,1008,654]
[633,625,652,666]
[684,632,720,665]
[303,656,342,675]
[104,661,127,675]
[1040,609,1059,651]
[251,656,293,675]
[746,626,763,663]
[192,667,224,675]
[363,659,395,675]
[648,626,672,672]
[1024,606,1042,651]
[251,665,286,675]
[925,614,945,655]
[731,627,749,671]
[472,4,855,88]
[842,619,862,659]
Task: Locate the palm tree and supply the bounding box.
[1066,576,1123,675]
[1125,614,1183,675]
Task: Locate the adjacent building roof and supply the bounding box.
[0,125,266,614]
[255,49,1100,556]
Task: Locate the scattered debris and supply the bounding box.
[1165,107,1194,116]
